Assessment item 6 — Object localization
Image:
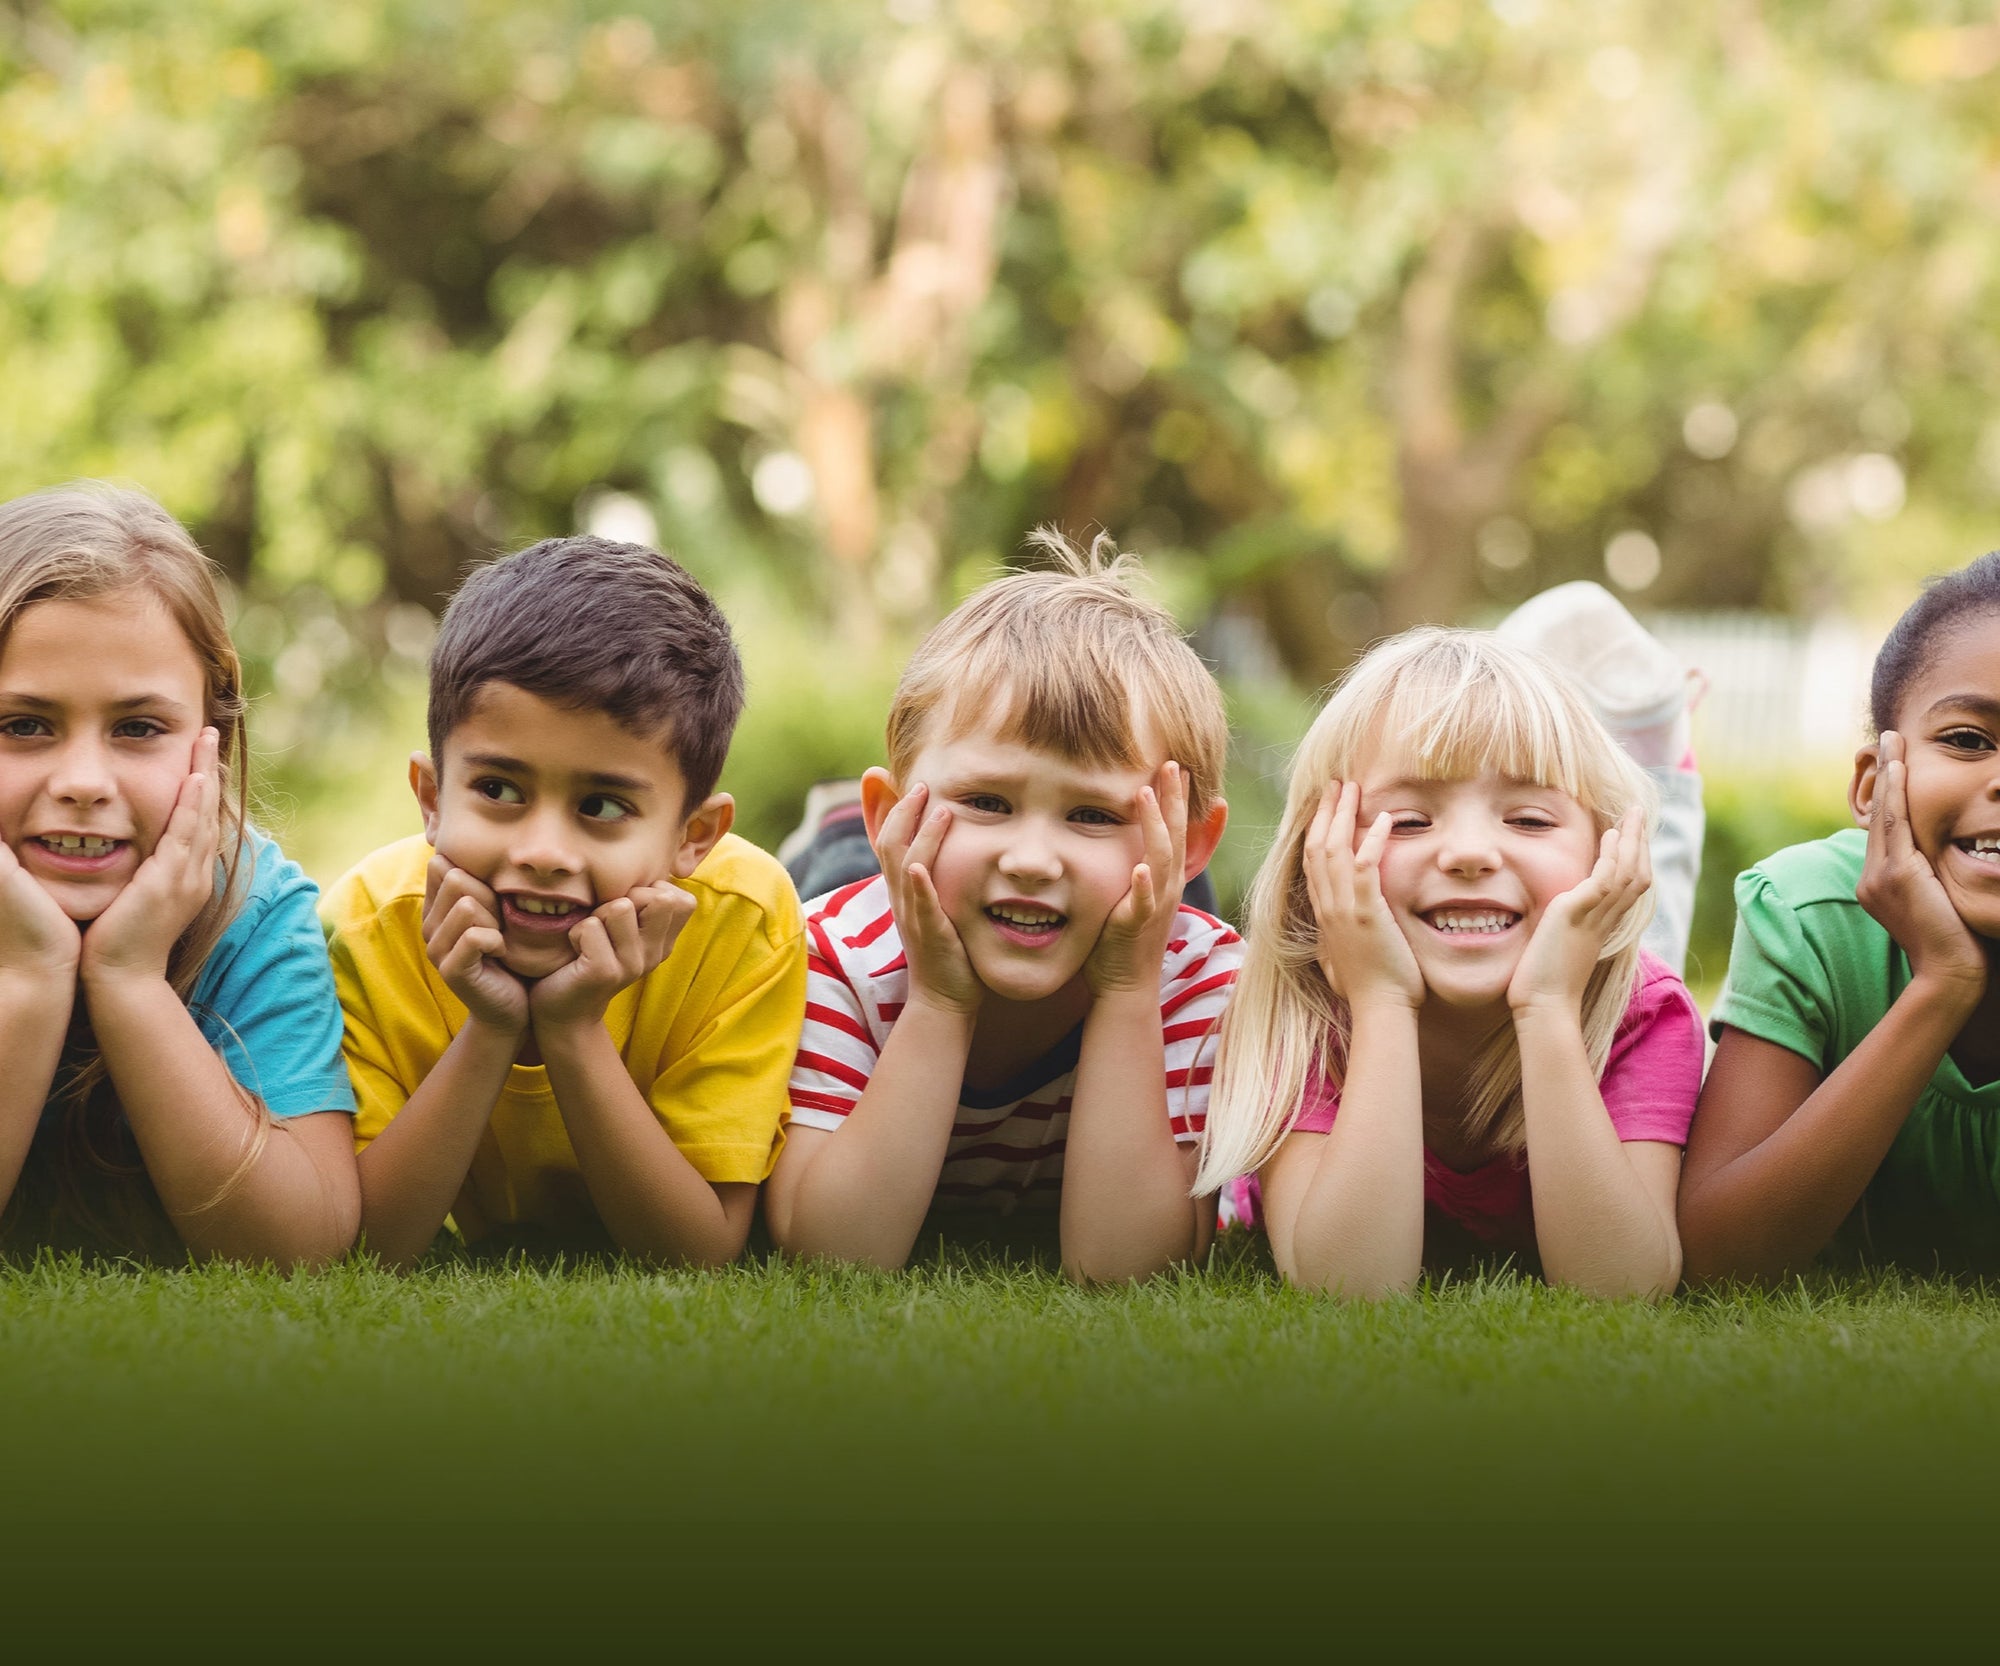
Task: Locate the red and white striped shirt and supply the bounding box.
[788,874,1244,1214]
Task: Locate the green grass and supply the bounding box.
[7,1241,1999,1652]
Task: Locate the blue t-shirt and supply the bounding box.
[188,830,356,1118]
[40,829,355,1127]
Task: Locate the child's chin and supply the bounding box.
[46,879,116,924]
[502,944,576,980]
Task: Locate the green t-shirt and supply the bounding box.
[1712,827,2000,1268]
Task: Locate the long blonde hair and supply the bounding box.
[0,484,255,1253]
[1194,627,1658,1196]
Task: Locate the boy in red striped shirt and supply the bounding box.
[768,532,1240,1280]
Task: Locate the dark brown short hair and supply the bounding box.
[428,535,744,804]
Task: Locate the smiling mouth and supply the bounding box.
[1420,908,1522,937]
[502,894,590,934]
[985,903,1067,944]
[29,834,128,869]
[1955,837,2000,867]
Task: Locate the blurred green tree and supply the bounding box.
[3,0,1998,719]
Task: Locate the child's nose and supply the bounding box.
[997,818,1063,881]
[510,808,582,878]
[1434,817,1501,875]
[47,737,116,808]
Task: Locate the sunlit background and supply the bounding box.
[5,0,1999,992]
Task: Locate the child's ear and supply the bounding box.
[670,793,735,879]
[410,753,443,848]
[1850,740,1882,825]
[1183,794,1229,882]
[859,767,903,852]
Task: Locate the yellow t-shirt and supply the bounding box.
[319,832,805,1241]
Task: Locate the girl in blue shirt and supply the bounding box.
[0,484,357,1263]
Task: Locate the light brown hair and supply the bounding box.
[886,529,1228,811]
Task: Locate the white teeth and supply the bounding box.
[42,834,117,856]
[515,896,581,916]
[1430,911,1515,934]
[989,905,1063,927]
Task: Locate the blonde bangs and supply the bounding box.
[1364,645,1594,807]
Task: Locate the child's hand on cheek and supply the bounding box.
[1307,780,1425,1012]
[1507,807,1650,1018]
[879,783,982,1018]
[0,841,81,980]
[1084,761,1188,997]
[80,727,221,987]
[422,854,529,1035]
[528,880,695,1031]
[1857,730,1988,998]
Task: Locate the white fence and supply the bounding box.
[1648,612,1881,770]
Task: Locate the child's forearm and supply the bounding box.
[1513,1006,1681,1299]
[536,1018,751,1266]
[1680,975,1976,1283]
[86,974,359,1266]
[0,973,75,1211]
[1060,988,1203,1282]
[774,997,974,1269]
[355,1018,520,1269]
[1279,1000,1426,1298]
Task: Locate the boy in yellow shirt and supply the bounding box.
[320,536,805,1267]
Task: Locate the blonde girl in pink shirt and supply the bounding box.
[1195,628,1703,1299]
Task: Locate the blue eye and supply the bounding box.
[1070,806,1122,826]
[579,794,633,823]
[960,794,1009,814]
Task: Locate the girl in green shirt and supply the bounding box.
[1683,551,2000,1277]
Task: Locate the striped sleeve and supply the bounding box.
[787,906,882,1131]
[1160,908,1245,1143]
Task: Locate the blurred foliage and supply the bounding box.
[4,0,1999,875]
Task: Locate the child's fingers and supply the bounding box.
[1305,781,1339,857]
[425,868,496,940]
[879,783,928,863]
[596,896,645,976]
[1157,759,1189,872]
[1619,809,1651,901]
[1872,733,1910,860]
[1320,783,1364,909]
[634,882,695,962]
[439,924,506,982]
[906,800,951,875]
[1885,747,1918,864]
[422,855,452,926]
[1126,861,1155,929]
[1136,784,1174,888]
[566,913,614,972]
[906,861,946,924]
[428,893,492,961]
[1352,810,1392,899]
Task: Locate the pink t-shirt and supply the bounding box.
[1222,952,1703,1253]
